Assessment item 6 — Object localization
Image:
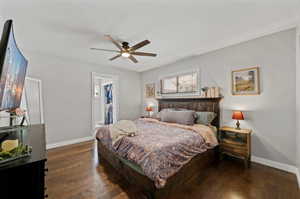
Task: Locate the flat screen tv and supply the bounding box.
[0,20,28,111]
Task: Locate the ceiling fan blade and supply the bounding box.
[130,40,150,51]
[128,55,138,63]
[90,48,120,53]
[105,35,123,50]
[131,52,157,57]
[109,54,122,61]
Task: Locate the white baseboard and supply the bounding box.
[296,168,300,188]
[252,156,297,174]
[252,156,300,188]
[46,136,94,150]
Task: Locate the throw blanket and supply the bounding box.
[97,119,218,188]
[142,118,218,147]
[109,120,137,146]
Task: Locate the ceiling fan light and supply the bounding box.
[121,52,131,58]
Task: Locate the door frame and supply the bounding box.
[91,72,119,131]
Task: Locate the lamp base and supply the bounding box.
[235,120,241,130]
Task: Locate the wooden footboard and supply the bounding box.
[97,140,217,199]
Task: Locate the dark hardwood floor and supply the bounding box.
[46,141,300,199]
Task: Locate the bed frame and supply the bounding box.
[97,97,222,199]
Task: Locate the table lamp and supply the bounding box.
[232,111,244,129]
[145,106,153,117]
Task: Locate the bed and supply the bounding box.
[96,98,221,199]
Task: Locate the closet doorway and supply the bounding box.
[92,72,119,130]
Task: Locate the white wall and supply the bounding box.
[142,29,296,166]
[296,26,300,183]
[92,78,102,127]
[0,17,142,146]
[0,16,141,143]
[26,52,141,145]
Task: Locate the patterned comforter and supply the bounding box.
[96,118,218,188]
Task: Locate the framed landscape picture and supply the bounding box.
[232,67,260,95]
[145,83,156,98]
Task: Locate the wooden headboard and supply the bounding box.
[158,97,222,128]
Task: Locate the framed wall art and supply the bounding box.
[145,83,156,98]
[232,67,260,95]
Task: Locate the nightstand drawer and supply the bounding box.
[221,139,247,147]
[220,141,247,150]
[220,145,248,156]
[219,132,247,144]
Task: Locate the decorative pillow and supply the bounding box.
[161,108,176,112]
[152,108,176,119]
[195,112,217,125]
[160,110,196,125]
[154,108,195,120]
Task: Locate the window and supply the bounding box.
[161,72,198,94]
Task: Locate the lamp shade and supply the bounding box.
[145,106,153,112]
[232,111,244,120]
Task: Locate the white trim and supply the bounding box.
[46,136,94,150]
[252,156,297,174]
[296,168,300,188]
[91,72,119,133]
[296,23,300,189]
[296,168,300,189]
[252,156,300,188]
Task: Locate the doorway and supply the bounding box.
[92,72,119,130]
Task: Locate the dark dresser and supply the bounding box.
[0,124,47,199]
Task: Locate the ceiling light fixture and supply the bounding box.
[90,35,157,63]
[121,52,130,58]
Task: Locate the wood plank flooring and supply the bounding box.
[46,141,299,199]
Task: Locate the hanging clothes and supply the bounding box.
[104,84,113,125]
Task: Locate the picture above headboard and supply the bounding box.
[158,97,222,128]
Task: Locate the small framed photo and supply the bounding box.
[232,67,260,95]
[145,83,156,98]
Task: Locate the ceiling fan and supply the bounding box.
[90,35,157,63]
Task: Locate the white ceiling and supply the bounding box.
[0,0,299,72]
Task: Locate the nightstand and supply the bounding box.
[219,126,252,168]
